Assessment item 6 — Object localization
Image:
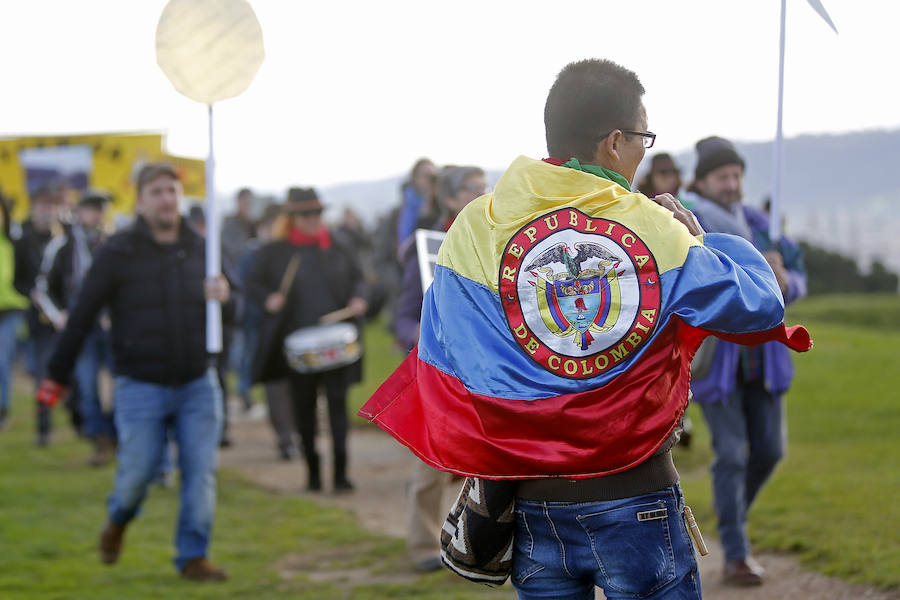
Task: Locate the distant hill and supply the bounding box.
[320,128,900,274]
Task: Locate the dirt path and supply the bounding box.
[220,404,898,600]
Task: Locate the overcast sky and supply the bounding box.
[2,0,897,196]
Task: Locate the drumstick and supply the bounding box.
[319,306,358,325]
[279,255,301,296]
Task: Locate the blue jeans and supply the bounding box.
[512,484,701,599]
[108,370,223,571]
[0,311,23,413]
[74,328,115,440]
[699,382,785,561]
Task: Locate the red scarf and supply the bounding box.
[288,225,331,249]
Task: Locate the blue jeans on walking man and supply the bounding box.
[511,484,702,599]
[699,382,786,561]
[108,369,223,571]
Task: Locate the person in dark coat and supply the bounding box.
[237,203,299,460]
[247,187,369,493]
[14,184,64,445]
[38,163,236,581]
[40,189,116,465]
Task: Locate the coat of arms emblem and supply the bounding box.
[499,208,662,379]
[525,242,625,351]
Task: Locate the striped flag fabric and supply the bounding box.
[359,156,811,480]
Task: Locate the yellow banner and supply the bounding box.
[0,132,205,220]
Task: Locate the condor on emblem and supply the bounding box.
[499,208,661,379]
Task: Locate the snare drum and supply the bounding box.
[283,322,361,374]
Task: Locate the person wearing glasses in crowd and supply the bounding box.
[393,165,486,572]
[360,58,811,599]
[247,187,369,493]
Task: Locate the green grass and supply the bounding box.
[678,294,900,589]
[351,298,900,589]
[3,294,897,596]
[0,382,509,599]
[786,293,900,331]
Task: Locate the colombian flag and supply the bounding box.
[359,156,811,480]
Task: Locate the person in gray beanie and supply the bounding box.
[693,136,746,182]
[683,136,807,587]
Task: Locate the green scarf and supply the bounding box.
[560,157,631,192]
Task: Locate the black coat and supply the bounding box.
[13,220,56,332]
[46,217,237,386]
[246,235,367,383]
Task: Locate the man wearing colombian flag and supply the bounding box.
[360,59,811,599]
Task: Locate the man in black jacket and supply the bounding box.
[40,189,116,465]
[14,185,64,445]
[38,163,234,582]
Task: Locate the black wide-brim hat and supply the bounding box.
[286,187,323,209]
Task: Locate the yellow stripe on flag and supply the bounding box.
[437,156,701,293]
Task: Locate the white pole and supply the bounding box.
[770,0,787,243]
[205,103,223,354]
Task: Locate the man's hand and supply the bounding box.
[763,250,790,296]
[204,275,230,303]
[36,378,67,407]
[265,292,286,314]
[54,309,68,331]
[653,193,705,236]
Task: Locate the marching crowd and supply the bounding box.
[0,58,809,597]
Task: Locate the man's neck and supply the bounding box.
[150,226,179,244]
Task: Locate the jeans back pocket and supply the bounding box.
[577,499,676,596]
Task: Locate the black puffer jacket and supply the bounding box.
[47,217,237,386]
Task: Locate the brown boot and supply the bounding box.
[723,557,764,586]
[98,521,127,565]
[181,557,229,581]
[88,436,116,467]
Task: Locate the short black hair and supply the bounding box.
[544,59,646,161]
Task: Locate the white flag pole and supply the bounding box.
[770,0,787,243]
[205,103,223,354]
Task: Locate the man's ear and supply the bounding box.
[590,130,622,166]
[607,130,624,161]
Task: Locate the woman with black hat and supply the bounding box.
[246,187,369,492]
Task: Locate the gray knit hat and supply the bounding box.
[694,136,745,180]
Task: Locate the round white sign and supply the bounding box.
[156,0,265,104]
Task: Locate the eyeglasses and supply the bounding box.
[622,130,656,149]
[599,129,657,149]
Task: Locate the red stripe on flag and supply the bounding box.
[358,320,810,480]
